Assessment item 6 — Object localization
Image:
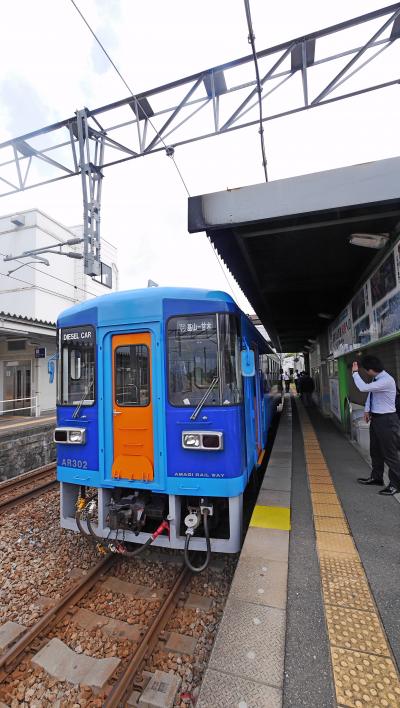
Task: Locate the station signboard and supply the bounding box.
[35,347,46,358]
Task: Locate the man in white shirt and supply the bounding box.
[352,355,400,496]
[283,372,290,394]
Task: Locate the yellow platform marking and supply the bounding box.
[312,492,340,504]
[316,531,358,558]
[314,517,349,534]
[313,503,345,518]
[309,482,336,493]
[296,400,400,707]
[250,504,291,531]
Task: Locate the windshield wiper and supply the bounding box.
[190,377,219,421]
[72,378,93,419]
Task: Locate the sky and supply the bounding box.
[0,0,399,313]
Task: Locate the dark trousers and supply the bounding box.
[301,392,313,407]
[370,413,400,488]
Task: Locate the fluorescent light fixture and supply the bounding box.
[349,233,389,249]
[318,312,332,320]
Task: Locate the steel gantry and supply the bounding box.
[0,4,400,274]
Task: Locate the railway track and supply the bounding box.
[105,565,192,707]
[0,554,115,683]
[0,551,194,706]
[0,463,57,513]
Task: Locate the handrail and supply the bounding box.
[0,395,38,416]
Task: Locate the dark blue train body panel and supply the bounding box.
[56,287,279,499]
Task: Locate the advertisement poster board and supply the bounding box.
[329,378,341,420]
[329,307,353,357]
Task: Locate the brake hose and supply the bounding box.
[86,504,169,557]
[184,509,212,573]
[86,504,110,545]
[75,494,96,539]
[120,519,170,557]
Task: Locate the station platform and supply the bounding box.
[198,396,400,708]
[0,412,55,438]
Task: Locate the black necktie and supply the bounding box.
[370,378,376,413]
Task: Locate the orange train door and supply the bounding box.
[112,333,154,481]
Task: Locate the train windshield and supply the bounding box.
[59,326,95,406]
[168,314,242,406]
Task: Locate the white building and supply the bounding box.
[0,209,118,416]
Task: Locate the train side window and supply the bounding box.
[168,315,219,406]
[115,345,150,407]
[59,326,95,406]
[219,314,242,404]
[70,350,81,380]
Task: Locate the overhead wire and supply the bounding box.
[69,0,190,197]
[0,268,78,307]
[243,0,268,182]
[68,0,242,305]
[0,247,101,300]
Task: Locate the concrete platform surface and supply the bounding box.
[199,395,400,707]
[0,413,55,437]
[198,395,292,707]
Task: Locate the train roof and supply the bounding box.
[57,286,275,354]
[58,286,234,323]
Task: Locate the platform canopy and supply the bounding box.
[188,157,400,352]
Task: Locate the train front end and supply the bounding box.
[55,289,268,571]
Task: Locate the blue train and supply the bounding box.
[54,287,280,571]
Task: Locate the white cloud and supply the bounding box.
[0,0,399,316]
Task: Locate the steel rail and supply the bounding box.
[0,462,56,491]
[104,565,192,708]
[0,463,57,513]
[0,555,115,682]
[0,479,58,513]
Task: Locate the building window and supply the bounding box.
[94,262,112,288]
[8,340,26,351]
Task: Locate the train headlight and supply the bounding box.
[182,431,223,450]
[68,429,85,444]
[54,427,86,444]
[182,433,201,448]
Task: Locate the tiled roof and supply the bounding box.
[0,311,56,327]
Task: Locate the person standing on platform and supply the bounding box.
[283,372,290,394]
[299,372,314,407]
[352,356,400,496]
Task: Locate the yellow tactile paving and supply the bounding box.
[316,532,358,558]
[312,492,340,504]
[309,482,336,493]
[314,517,349,534]
[308,472,332,480]
[326,605,389,656]
[331,648,400,707]
[296,401,400,708]
[313,503,346,518]
[320,560,375,613]
[249,504,291,531]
